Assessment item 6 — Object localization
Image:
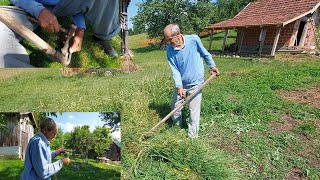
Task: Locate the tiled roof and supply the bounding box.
[208,0,320,29]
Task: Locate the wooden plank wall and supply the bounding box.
[0,115,34,146]
[20,115,35,141]
[20,114,35,160]
[0,116,19,147]
[102,143,121,161]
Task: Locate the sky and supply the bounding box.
[47,112,121,143]
[47,112,104,133]
[128,0,217,29]
[128,0,141,29]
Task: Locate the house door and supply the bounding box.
[296,21,307,46]
[21,131,28,160]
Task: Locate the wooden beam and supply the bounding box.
[209,29,214,51]
[18,117,22,159]
[299,20,309,47]
[289,19,301,47]
[259,28,267,55]
[222,29,229,51]
[271,27,282,56]
[313,8,320,27]
[238,29,244,53]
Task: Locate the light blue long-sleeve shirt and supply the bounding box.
[166,35,216,88]
[21,131,63,180]
[10,0,86,29]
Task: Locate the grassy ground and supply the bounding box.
[0,0,121,68]
[124,33,320,179]
[0,31,319,179]
[0,158,120,180]
[201,30,237,50]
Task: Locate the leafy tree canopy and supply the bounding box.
[99,112,120,132]
[132,0,216,46]
[215,0,254,22]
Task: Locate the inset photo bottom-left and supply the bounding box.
[0,112,121,180]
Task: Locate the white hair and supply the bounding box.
[164,24,181,36]
[171,24,180,36]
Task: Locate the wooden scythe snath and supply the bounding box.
[0,9,74,66]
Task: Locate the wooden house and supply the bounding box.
[0,113,37,160]
[102,142,120,161]
[207,0,320,56]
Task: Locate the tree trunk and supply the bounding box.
[85,153,88,163]
[82,152,88,163]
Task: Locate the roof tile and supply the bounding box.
[208,0,320,29]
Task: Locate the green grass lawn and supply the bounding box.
[118,34,320,179]
[0,31,319,179]
[201,30,237,50]
[0,0,121,68]
[0,158,120,180]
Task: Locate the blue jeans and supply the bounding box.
[171,85,202,138]
[51,0,120,40]
[0,6,37,67]
[0,1,120,67]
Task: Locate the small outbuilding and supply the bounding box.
[207,0,320,56]
[0,113,37,160]
[102,142,120,161]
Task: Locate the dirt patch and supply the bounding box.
[0,69,36,80]
[286,168,307,180]
[315,121,320,129]
[219,141,239,153]
[60,68,124,76]
[218,134,241,153]
[276,53,319,63]
[297,134,320,168]
[138,39,160,47]
[271,113,320,167]
[60,68,87,76]
[271,114,296,133]
[278,85,320,108]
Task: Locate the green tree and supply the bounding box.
[215,0,254,21]
[50,127,64,150]
[185,1,216,35]
[129,23,146,36]
[133,0,217,47]
[93,126,113,157]
[33,112,59,132]
[67,125,94,163]
[99,112,120,132]
[132,0,192,47]
[0,113,15,135]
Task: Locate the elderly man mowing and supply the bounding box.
[164,24,219,138]
[21,118,70,180]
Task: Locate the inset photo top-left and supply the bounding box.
[0,112,121,180]
[0,0,120,68]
